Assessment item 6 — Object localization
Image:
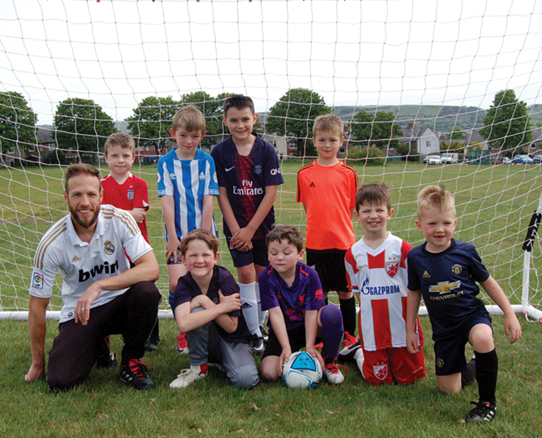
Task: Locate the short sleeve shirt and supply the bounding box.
[211,135,284,239]
[259,262,325,331]
[173,265,250,344]
[407,238,490,339]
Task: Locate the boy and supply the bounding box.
[344,184,426,385]
[297,114,358,347]
[101,132,158,355]
[211,95,284,354]
[406,185,522,423]
[158,106,219,355]
[259,225,345,384]
[170,229,258,389]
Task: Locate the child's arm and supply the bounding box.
[480,276,522,344]
[176,291,241,333]
[268,306,292,376]
[161,196,180,262]
[305,309,325,370]
[201,194,215,232]
[406,289,423,354]
[231,185,278,250]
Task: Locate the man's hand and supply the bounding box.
[25,362,45,382]
[74,283,103,325]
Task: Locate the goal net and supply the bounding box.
[1,0,541,322]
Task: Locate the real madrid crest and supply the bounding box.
[104,240,115,255]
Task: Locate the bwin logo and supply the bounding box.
[79,261,119,282]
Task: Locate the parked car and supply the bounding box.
[424,155,442,165]
[502,157,512,165]
[441,153,459,164]
[532,155,542,164]
[513,155,534,164]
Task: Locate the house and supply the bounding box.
[398,124,440,155]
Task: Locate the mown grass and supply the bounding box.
[1,160,542,437]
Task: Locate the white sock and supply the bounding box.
[354,348,367,381]
[239,282,262,337]
[254,283,268,326]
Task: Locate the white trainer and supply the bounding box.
[324,362,345,384]
[169,364,207,389]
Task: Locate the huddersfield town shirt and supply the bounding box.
[157,148,219,240]
[29,206,153,323]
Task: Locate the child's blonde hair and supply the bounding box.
[313,114,344,138]
[417,185,456,217]
[171,105,206,133]
[104,132,135,157]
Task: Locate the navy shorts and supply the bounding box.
[227,237,269,269]
[306,248,349,293]
[262,324,322,359]
[167,249,183,265]
[434,311,493,376]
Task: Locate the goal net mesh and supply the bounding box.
[1,0,541,321]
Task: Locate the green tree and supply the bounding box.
[445,127,464,140]
[265,88,330,157]
[0,91,37,153]
[350,110,403,149]
[180,91,224,149]
[126,96,179,153]
[54,98,115,154]
[479,89,532,153]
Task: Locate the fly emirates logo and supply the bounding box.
[233,180,264,196]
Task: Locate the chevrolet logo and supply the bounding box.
[429,281,461,294]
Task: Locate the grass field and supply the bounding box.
[1,160,542,437]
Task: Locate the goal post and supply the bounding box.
[1,0,542,324]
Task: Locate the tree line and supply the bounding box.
[0,88,533,160]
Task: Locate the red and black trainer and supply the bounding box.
[119,359,155,390]
[343,331,358,349]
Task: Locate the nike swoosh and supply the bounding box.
[225,166,235,172]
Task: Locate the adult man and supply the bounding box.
[25,163,161,391]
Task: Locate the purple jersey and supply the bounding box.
[407,239,490,340]
[259,262,325,331]
[173,265,250,344]
[211,135,284,240]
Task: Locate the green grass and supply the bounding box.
[1,160,542,436]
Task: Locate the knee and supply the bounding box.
[437,377,462,394]
[229,365,259,389]
[47,370,82,392]
[319,304,343,330]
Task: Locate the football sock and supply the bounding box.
[254,283,267,326]
[239,282,262,337]
[339,296,357,335]
[320,304,344,359]
[475,349,498,404]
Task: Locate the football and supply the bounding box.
[281,351,322,389]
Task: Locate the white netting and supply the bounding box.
[1,0,541,320]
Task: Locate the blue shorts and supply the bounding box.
[434,311,493,376]
[227,237,268,269]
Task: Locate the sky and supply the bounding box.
[1,0,542,125]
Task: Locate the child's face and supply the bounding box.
[416,207,457,253]
[356,201,394,235]
[104,144,134,177]
[312,129,344,160]
[180,239,220,280]
[223,107,258,143]
[170,127,205,159]
[267,239,304,278]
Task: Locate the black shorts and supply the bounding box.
[434,311,493,376]
[227,237,269,268]
[306,248,348,293]
[262,324,322,359]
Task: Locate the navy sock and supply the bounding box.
[475,349,498,404]
[339,296,357,335]
[320,304,344,359]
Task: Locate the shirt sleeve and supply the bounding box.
[305,268,325,311]
[116,209,153,262]
[133,177,150,210]
[263,143,284,187]
[344,248,359,293]
[205,155,220,196]
[28,237,60,299]
[468,244,491,283]
[211,145,226,187]
[407,252,421,291]
[157,157,172,197]
[258,269,279,311]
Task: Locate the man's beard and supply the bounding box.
[69,204,99,229]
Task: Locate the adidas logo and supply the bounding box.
[72,255,81,263]
[422,271,431,278]
[309,182,316,188]
[241,302,253,309]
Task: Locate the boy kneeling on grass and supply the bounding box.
[170,229,258,389]
[259,225,345,384]
[406,185,522,423]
